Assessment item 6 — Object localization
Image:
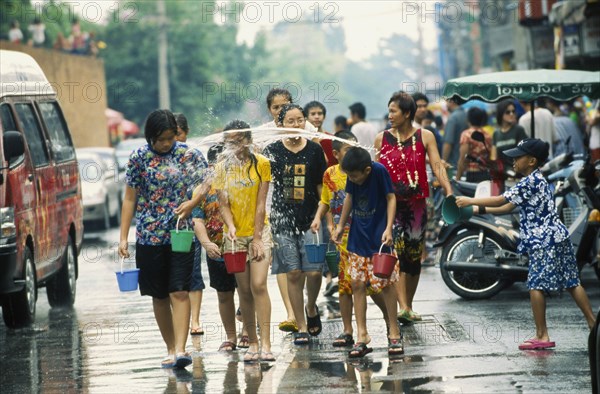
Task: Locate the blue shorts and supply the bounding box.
[271,229,324,274]
[190,242,205,291]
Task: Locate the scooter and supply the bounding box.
[435,156,599,300]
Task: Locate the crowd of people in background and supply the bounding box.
[114,86,597,369]
[6,17,100,57]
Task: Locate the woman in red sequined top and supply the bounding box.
[374,91,452,324]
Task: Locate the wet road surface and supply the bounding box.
[1,227,598,393]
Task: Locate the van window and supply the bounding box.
[0,104,17,132]
[15,103,50,167]
[38,102,75,163]
[1,104,22,167]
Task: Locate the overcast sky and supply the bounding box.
[32,0,439,62]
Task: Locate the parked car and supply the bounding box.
[76,146,125,201]
[0,50,83,328]
[115,138,146,171]
[76,150,121,229]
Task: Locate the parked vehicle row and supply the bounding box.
[0,50,83,328]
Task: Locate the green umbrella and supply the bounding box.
[443,69,600,138]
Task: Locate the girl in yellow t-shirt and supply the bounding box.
[213,120,275,363]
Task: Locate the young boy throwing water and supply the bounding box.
[331,147,403,358]
[456,138,595,350]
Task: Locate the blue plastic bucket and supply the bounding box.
[115,269,139,292]
[305,232,326,263]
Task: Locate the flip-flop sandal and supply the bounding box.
[518,339,556,350]
[190,327,204,335]
[218,341,237,352]
[259,351,276,362]
[332,333,354,347]
[161,355,175,369]
[349,342,373,358]
[278,319,299,332]
[293,332,310,345]
[174,352,192,369]
[243,351,260,363]
[388,338,404,356]
[306,306,322,336]
[237,335,250,349]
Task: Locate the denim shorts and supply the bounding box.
[271,228,324,274]
[190,241,206,291]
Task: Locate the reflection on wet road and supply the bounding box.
[1,227,597,393]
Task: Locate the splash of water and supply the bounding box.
[186,127,372,157]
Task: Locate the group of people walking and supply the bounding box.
[117,88,595,370]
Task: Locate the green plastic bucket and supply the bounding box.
[325,243,339,276]
[171,216,194,253]
[441,195,473,224]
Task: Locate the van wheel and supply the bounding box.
[2,247,37,328]
[46,236,77,307]
[109,196,121,228]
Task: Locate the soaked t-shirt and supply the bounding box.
[345,162,393,257]
[264,139,327,234]
[321,164,350,229]
[126,141,207,245]
[192,187,223,247]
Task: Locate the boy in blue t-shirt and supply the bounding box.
[332,147,404,358]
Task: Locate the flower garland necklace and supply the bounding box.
[397,132,419,189]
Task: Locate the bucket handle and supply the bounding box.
[313,231,320,245]
[377,243,394,255]
[327,241,337,252]
[176,216,189,233]
[119,256,124,274]
[230,239,237,253]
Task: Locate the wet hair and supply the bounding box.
[496,99,516,125]
[332,130,357,152]
[467,107,487,127]
[207,144,224,165]
[412,92,429,105]
[144,109,177,145]
[304,101,327,117]
[266,88,292,108]
[341,147,371,173]
[277,103,305,126]
[222,119,261,183]
[334,115,347,129]
[388,91,416,122]
[349,102,366,120]
[173,113,189,134]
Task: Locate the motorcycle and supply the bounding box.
[435,156,600,300]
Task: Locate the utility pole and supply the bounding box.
[157,0,170,109]
[416,4,425,83]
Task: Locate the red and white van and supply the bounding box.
[0,50,83,328]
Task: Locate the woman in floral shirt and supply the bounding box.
[456,138,595,350]
[118,109,207,369]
